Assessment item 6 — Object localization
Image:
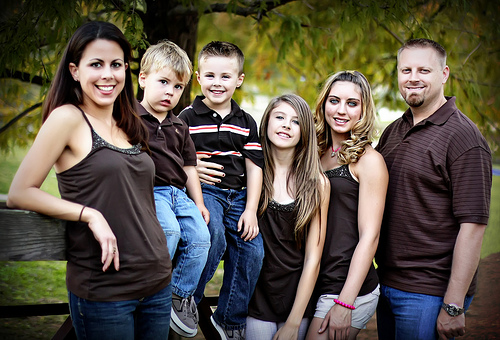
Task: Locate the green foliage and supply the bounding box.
[482,167,500,258]
[0,0,499,159]
[0,80,43,151]
[232,0,499,157]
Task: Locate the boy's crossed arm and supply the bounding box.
[195,153,225,185]
[194,154,262,241]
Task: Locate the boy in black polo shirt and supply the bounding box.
[179,41,264,340]
[138,40,210,338]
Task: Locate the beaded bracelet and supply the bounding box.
[334,298,355,310]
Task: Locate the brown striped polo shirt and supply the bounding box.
[375,96,492,297]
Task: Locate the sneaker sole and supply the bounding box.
[170,307,197,338]
[210,315,228,340]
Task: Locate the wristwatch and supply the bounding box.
[442,303,465,316]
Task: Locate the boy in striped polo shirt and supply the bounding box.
[179,41,264,340]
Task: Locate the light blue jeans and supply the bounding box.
[154,186,210,298]
[69,284,172,340]
[194,184,264,331]
[377,284,474,340]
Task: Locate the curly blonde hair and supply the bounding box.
[314,70,376,164]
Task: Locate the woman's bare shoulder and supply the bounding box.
[359,144,385,165]
[43,104,85,131]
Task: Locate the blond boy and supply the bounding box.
[139,40,210,338]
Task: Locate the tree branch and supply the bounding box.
[167,0,297,18]
[1,69,50,86]
[451,74,500,88]
[0,102,43,135]
[374,17,404,45]
[462,42,481,66]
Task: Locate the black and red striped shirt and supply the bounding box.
[179,96,264,190]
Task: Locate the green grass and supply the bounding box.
[0,261,68,339]
[482,165,500,258]
[0,148,498,339]
[0,147,60,197]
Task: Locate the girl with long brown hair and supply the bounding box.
[247,94,330,340]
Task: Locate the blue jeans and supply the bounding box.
[69,284,172,340]
[377,284,474,340]
[154,186,210,298]
[194,184,264,330]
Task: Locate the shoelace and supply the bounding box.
[188,297,199,322]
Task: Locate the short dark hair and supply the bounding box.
[397,38,447,68]
[198,41,245,74]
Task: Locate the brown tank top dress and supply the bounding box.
[57,107,171,301]
[315,165,378,298]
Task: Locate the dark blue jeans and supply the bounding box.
[194,184,264,331]
[69,284,172,340]
[377,284,473,340]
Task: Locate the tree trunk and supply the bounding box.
[140,0,199,115]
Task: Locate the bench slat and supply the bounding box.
[0,303,69,318]
[0,208,67,261]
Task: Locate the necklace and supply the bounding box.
[331,145,341,158]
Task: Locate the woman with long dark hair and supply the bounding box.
[8,21,172,339]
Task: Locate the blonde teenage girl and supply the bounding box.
[307,71,388,340]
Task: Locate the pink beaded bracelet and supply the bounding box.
[334,298,355,310]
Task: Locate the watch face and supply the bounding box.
[443,303,464,316]
[446,305,459,316]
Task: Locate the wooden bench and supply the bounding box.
[0,203,221,339]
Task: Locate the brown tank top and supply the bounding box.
[57,107,171,301]
[248,200,314,322]
[315,165,378,297]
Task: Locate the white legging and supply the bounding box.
[246,316,310,340]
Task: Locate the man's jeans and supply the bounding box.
[69,284,172,340]
[377,284,474,340]
[194,184,264,330]
[154,186,210,298]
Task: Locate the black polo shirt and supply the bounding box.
[178,96,264,190]
[375,96,492,297]
[139,103,197,189]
